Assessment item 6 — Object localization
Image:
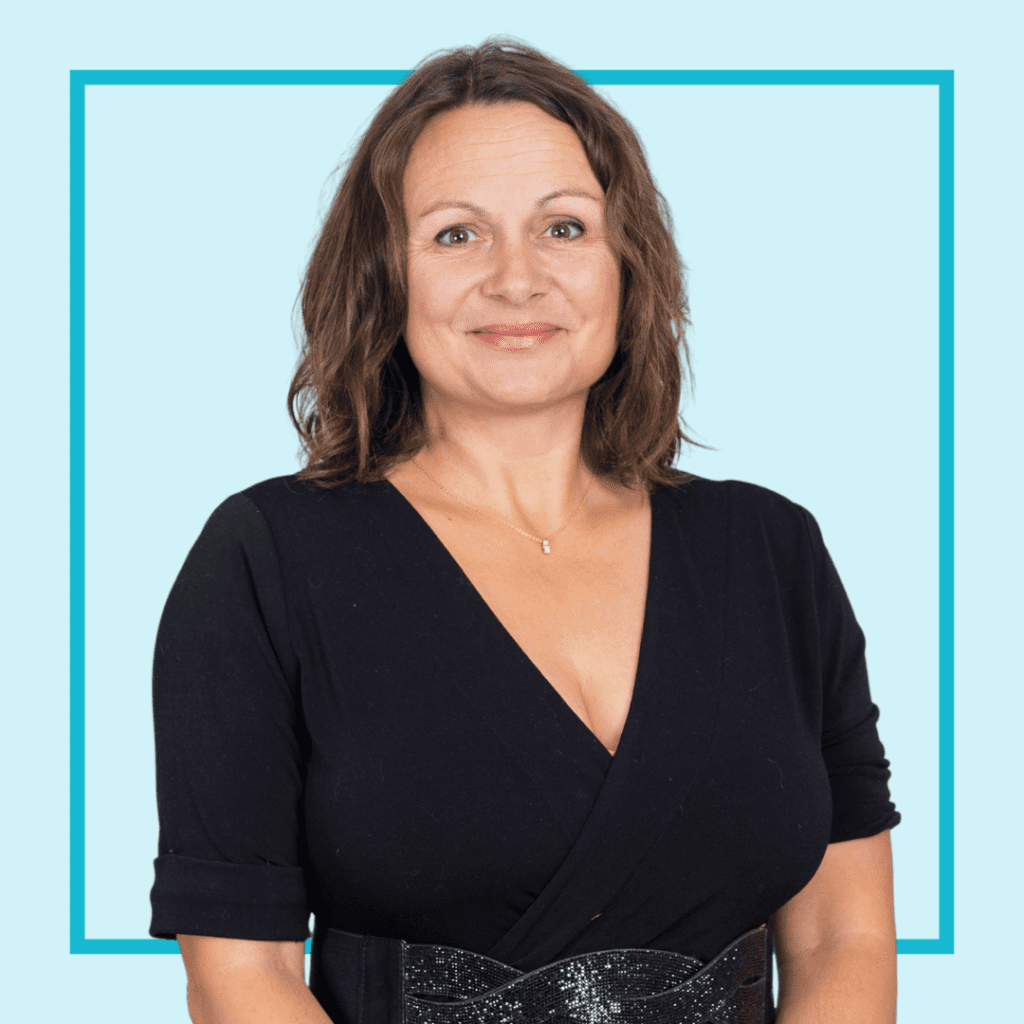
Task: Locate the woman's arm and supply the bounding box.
[772,830,898,1024]
[178,935,334,1024]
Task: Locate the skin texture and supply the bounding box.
[176,933,327,1023]
[398,99,626,533]
[771,829,898,1024]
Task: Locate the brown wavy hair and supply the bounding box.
[288,35,711,493]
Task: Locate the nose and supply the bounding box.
[481,232,548,304]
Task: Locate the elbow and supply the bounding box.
[185,974,212,1024]
[775,934,897,1024]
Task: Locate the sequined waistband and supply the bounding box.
[309,922,769,1024]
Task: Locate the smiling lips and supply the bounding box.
[474,322,560,336]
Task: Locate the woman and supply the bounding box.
[149,37,901,1024]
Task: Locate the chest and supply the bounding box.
[406,497,652,756]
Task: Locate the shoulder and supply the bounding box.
[236,471,379,511]
[658,472,811,531]
[657,472,822,572]
[207,473,395,532]
[179,474,405,601]
[196,473,405,572]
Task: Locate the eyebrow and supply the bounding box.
[418,188,602,219]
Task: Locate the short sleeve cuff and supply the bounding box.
[149,853,310,941]
[828,768,903,843]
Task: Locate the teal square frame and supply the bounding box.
[69,68,954,957]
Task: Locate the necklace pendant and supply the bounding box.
[541,540,551,554]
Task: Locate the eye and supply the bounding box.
[435,225,477,246]
[434,219,587,247]
[545,219,585,240]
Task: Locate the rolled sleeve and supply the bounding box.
[799,505,902,844]
[148,492,311,941]
[150,854,309,941]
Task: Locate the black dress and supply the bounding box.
[148,473,901,1023]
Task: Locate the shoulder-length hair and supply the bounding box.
[288,35,709,493]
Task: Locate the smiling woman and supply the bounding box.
[150,35,900,1024]
[286,40,702,497]
[403,102,620,404]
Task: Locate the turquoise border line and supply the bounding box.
[69,69,954,957]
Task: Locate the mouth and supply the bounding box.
[472,323,562,349]
[473,328,561,350]
[473,323,560,337]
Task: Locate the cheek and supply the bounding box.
[407,272,438,322]
[577,258,620,316]
[601,251,622,292]
[408,258,464,319]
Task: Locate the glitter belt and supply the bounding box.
[309,921,770,1024]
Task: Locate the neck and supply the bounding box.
[413,408,596,538]
[411,436,598,540]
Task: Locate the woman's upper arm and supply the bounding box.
[177,935,330,1024]
[149,492,311,944]
[771,829,896,962]
[796,504,901,844]
[178,934,306,986]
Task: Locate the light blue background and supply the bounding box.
[82,79,940,943]
[2,2,1020,1022]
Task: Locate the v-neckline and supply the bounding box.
[381,478,660,763]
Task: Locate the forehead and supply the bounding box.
[404,101,600,202]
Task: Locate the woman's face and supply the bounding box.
[402,101,621,421]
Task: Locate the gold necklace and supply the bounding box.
[410,456,596,555]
